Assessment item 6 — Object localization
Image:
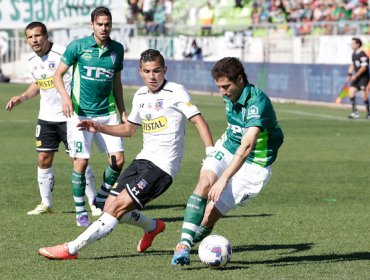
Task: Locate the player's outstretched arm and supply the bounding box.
[77,120,137,137]
[5,83,39,111]
[190,114,214,154]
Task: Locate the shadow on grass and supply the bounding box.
[61,204,187,214]
[234,251,370,267]
[233,243,314,254]
[85,242,370,271]
[183,250,370,271]
[160,213,273,223]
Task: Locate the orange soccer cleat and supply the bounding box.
[137,219,165,253]
[38,243,77,260]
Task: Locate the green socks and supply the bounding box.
[180,193,207,248]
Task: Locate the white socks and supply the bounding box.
[85,165,96,205]
[37,167,55,208]
[119,210,156,232]
[67,212,119,255]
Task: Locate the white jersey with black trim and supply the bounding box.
[128,81,200,178]
[28,43,72,122]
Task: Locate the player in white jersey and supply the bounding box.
[5,22,101,216]
[38,48,214,260]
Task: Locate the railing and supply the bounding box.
[1,20,369,79]
[162,20,370,37]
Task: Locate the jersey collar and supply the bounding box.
[148,79,168,94]
[87,33,112,49]
[235,83,251,106]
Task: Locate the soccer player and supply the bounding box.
[53,7,127,227]
[5,21,101,217]
[38,48,214,260]
[171,57,284,266]
[347,37,370,119]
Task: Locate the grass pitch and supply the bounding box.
[0,83,369,280]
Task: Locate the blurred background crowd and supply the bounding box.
[126,0,370,36]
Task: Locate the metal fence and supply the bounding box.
[1,20,370,79]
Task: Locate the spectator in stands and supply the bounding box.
[351,0,368,20]
[148,0,167,36]
[165,0,173,23]
[142,0,155,34]
[251,6,261,24]
[127,0,142,24]
[141,0,154,21]
[183,39,203,61]
[198,1,215,36]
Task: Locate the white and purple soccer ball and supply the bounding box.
[198,235,232,268]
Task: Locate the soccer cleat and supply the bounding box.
[90,204,103,217]
[171,243,190,266]
[27,204,52,215]
[76,213,90,227]
[38,243,77,260]
[366,114,370,120]
[348,111,360,119]
[137,219,166,253]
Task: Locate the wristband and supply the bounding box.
[347,73,352,76]
[205,146,214,155]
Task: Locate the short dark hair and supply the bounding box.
[140,49,165,67]
[25,21,47,36]
[352,37,362,47]
[211,57,248,84]
[91,6,112,22]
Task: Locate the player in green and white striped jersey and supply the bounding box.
[172,57,284,266]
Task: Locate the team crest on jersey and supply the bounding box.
[247,105,260,119]
[137,179,148,190]
[81,52,92,61]
[48,61,56,70]
[155,99,163,110]
[111,52,117,64]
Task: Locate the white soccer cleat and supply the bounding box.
[27,204,52,215]
[348,111,360,119]
[90,204,103,216]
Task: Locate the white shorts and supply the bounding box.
[67,114,124,159]
[201,141,272,215]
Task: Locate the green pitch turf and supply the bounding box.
[0,83,369,279]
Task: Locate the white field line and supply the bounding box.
[279,109,368,122]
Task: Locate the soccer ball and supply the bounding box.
[198,235,232,268]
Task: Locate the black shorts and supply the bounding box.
[35,119,69,153]
[350,76,369,90]
[110,159,173,209]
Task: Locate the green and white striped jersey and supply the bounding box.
[61,34,124,117]
[221,83,284,167]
